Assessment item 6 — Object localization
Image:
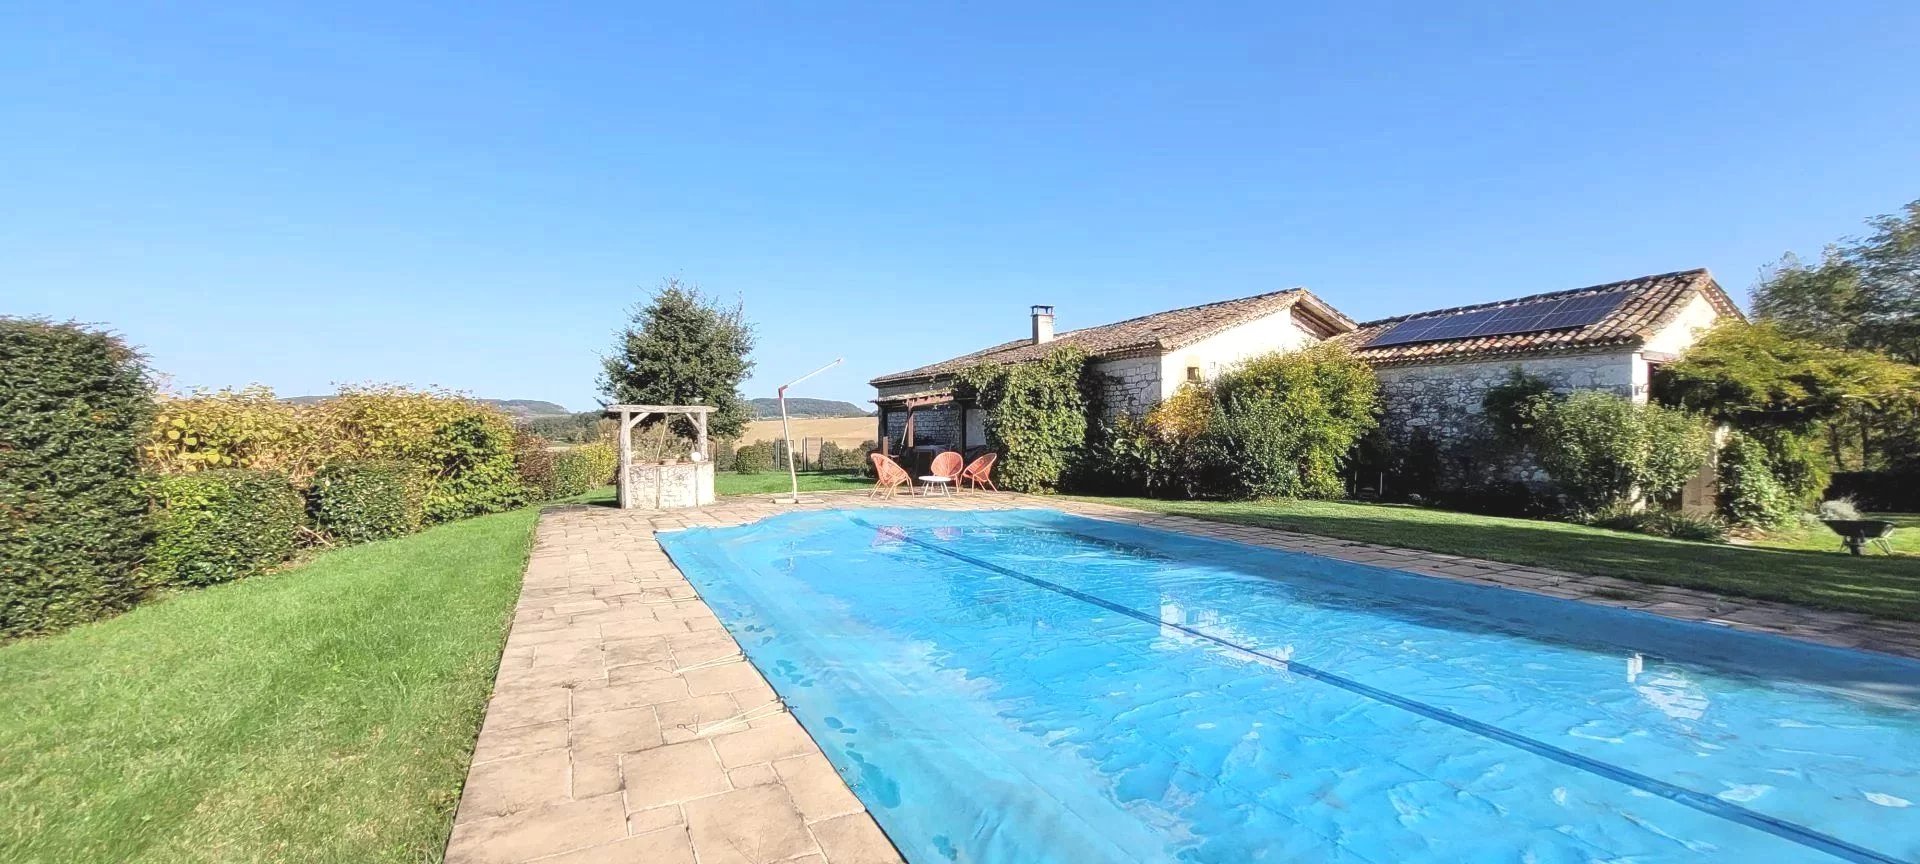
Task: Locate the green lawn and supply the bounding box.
[1064,496,1920,621]
[0,508,538,864]
[716,470,871,496]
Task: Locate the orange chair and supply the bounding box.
[960,452,999,492]
[921,451,964,497]
[868,453,911,499]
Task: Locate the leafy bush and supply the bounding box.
[550,443,618,497]
[1717,433,1797,528]
[816,440,869,472]
[514,432,559,497]
[1534,392,1710,512]
[732,440,778,474]
[1192,344,1380,500]
[310,460,423,544]
[1433,481,1560,518]
[147,385,318,479]
[0,319,154,637]
[958,346,1094,493]
[145,470,305,587]
[145,385,527,523]
[1588,504,1728,542]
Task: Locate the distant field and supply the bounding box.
[739,416,875,448]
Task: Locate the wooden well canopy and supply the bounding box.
[603,405,713,504]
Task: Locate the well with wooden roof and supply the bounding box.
[603,405,716,510]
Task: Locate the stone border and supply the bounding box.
[445,491,1920,863]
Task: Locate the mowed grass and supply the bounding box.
[1063,496,1920,621]
[0,508,538,864]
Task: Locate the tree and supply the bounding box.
[1658,322,1916,431]
[1752,198,1920,363]
[599,279,756,441]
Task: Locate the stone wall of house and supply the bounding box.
[1373,350,1640,487]
[882,403,962,448]
[1091,354,1162,417]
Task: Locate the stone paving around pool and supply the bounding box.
[444,491,1920,864]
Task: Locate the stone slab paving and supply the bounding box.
[446,491,1920,864]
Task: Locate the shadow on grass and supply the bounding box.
[1080,498,1920,621]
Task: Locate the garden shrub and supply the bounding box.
[1192,344,1380,500]
[513,432,559,497]
[310,460,423,544]
[1825,470,1920,511]
[732,440,777,474]
[550,443,618,497]
[957,346,1095,493]
[1717,432,1797,528]
[0,319,153,638]
[146,385,318,479]
[145,470,305,588]
[1588,504,1728,542]
[1534,392,1710,513]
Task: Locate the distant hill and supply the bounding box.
[285,395,575,420]
[750,397,870,418]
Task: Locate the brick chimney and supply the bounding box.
[1031,305,1055,345]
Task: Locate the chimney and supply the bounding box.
[1031,305,1055,344]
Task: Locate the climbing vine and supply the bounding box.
[955,346,1093,493]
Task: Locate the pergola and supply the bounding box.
[603,405,712,509]
[872,388,968,457]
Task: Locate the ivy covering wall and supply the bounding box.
[956,346,1093,493]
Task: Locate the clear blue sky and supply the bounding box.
[5,2,1917,408]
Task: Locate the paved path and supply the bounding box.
[445,492,1920,863]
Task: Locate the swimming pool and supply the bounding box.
[658,508,1920,863]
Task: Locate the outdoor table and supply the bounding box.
[917,475,954,497]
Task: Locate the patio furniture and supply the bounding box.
[1821,519,1898,556]
[920,451,963,497]
[960,452,999,492]
[868,453,912,499]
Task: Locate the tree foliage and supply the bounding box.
[957,346,1093,493]
[1752,198,1920,363]
[0,319,154,637]
[600,279,756,441]
[1657,321,1916,431]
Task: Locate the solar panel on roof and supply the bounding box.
[1362,291,1630,349]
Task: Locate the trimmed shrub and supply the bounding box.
[1534,392,1711,513]
[310,460,423,543]
[1481,368,1557,445]
[732,440,777,474]
[550,443,618,497]
[0,319,154,637]
[145,470,305,588]
[1718,433,1797,528]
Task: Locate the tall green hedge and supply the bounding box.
[0,319,154,638]
[311,459,424,543]
[146,470,305,588]
[549,443,617,497]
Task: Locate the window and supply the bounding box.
[1186,365,1202,382]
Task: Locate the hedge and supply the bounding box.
[310,459,424,543]
[549,443,618,497]
[0,319,154,638]
[145,470,305,588]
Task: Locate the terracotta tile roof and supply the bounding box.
[869,288,1354,387]
[1336,269,1743,367]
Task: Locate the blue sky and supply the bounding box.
[4,2,1917,408]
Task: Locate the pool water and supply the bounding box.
[658,508,1920,863]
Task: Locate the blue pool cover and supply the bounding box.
[657,508,1920,863]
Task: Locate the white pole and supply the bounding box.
[777,358,843,504]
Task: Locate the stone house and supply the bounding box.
[868,289,1355,462]
[868,268,1741,494]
